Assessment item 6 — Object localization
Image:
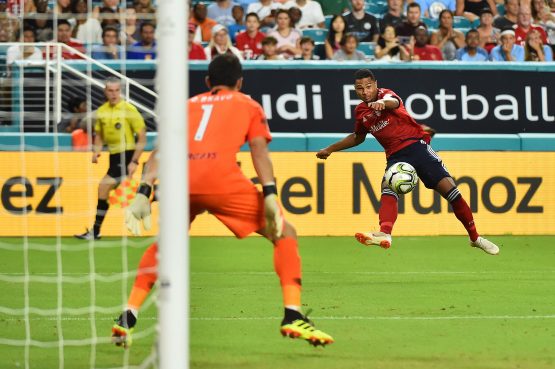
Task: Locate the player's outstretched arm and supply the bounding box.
[316,133,365,160]
[249,136,284,240]
[125,149,158,235]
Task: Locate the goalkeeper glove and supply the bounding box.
[263,184,284,240]
[125,183,152,236]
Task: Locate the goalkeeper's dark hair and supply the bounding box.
[208,54,243,87]
[354,69,376,81]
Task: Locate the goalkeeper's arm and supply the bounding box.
[125,149,158,235]
[249,136,284,240]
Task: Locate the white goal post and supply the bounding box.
[155,1,189,369]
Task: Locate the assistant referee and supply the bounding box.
[75,77,147,240]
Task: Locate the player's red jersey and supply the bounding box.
[188,89,272,194]
[354,88,429,158]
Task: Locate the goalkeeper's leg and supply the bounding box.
[112,242,158,348]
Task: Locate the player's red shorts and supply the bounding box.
[190,187,266,238]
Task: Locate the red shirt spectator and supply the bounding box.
[413,44,444,60]
[189,23,207,60]
[514,6,548,45]
[235,13,266,59]
[45,19,85,60]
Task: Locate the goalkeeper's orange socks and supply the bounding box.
[127,242,158,311]
[93,199,109,236]
[273,237,302,308]
[379,193,398,235]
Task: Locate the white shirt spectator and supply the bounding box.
[6,45,43,65]
[282,0,325,28]
[204,45,245,59]
[247,1,282,22]
[75,18,103,44]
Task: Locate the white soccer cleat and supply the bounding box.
[470,237,499,255]
[355,231,392,249]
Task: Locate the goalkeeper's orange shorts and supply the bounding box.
[190,190,265,239]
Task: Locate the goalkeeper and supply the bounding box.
[112,54,333,348]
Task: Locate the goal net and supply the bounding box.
[0,1,181,367]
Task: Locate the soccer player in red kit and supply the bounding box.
[316,68,499,255]
[112,54,333,348]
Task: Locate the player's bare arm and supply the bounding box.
[249,136,275,186]
[92,134,103,163]
[127,128,147,177]
[368,97,399,111]
[316,133,366,160]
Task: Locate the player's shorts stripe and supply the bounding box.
[426,145,441,162]
[382,188,399,199]
[446,188,461,202]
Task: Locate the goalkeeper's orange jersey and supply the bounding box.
[188,89,272,194]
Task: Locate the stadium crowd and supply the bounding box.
[0,0,554,62]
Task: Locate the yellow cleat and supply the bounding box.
[111,324,133,349]
[280,318,334,347]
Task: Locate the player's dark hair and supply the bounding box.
[208,54,242,87]
[354,69,375,81]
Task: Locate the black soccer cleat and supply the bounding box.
[74,228,101,240]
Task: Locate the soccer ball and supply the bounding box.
[384,162,418,195]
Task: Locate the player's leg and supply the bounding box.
[355,163,399,249]
[435,177,499,255]
[75,174,117,240]
[209,191,333,346]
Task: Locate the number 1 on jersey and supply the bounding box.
[194,104,214,141]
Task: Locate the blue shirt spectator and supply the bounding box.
[415,0,456,19]
[126,22,157,60]
[489,44,524,61]
[91,26,124,60]
[456,46,489,60]
[208,0,239,27]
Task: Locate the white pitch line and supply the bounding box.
[2,315,555,322]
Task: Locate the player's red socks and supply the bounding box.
[127,242,158,310]
[379,194,398,235]
[273,237,302,307]
[450,193,479,242]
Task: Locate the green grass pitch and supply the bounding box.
[1,236,555,369]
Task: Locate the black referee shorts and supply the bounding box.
[385,140,451,189]
[107,150,134,182]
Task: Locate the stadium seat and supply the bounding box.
[302,28,328,42]
[357,42,376,59]
[472,18,480,28]
[422,17,439,29]
[314,42,326,59]
[324,15,333,29]
[496,3,505,15]
[365,1,388,16]
[453,16,472,28]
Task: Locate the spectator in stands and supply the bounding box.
[524,28,553,60]
[46,19,85,59]
[72,0,103,44]
[204,23,244,59]
[476,8,499,53]
[72,123,92,152]
[188,23,207,60]
[455,0,497,22]
[282,0,326,29]
[333,32,367,59]
[430,9,465,60]
[531,0,555,46]
[514,5,548,45]
[127,22,156,60]
[375,24,411,60]
[287,6,302,28]
[396,2,426,37]
[489,28,525,60]
[325,14,346,59]
[493,0,519,29]
[236,12,266,59]
[134,0,156,24]
[407,25,444,59]
[58,96,87,133]
[6,26,43,67]
[208,0,239,26]
[380,0,407,30]
[257,35,286,59]
[417,0,456,19]
[191,2,218,42]
[54,0,73,19]
[99,6,121,30]
[122,7,141,45]
[247,0,281,28]
[455,28,489,60]
[93,0,122,20]
[92,26,124,60]
[0,14,18,42]
[268,9,302,57]
[294,36,321,59]
[228,5,247,42]
[342,0,380,42]
[27,0,54,42]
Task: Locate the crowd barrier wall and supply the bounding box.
[0,151,553,237]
